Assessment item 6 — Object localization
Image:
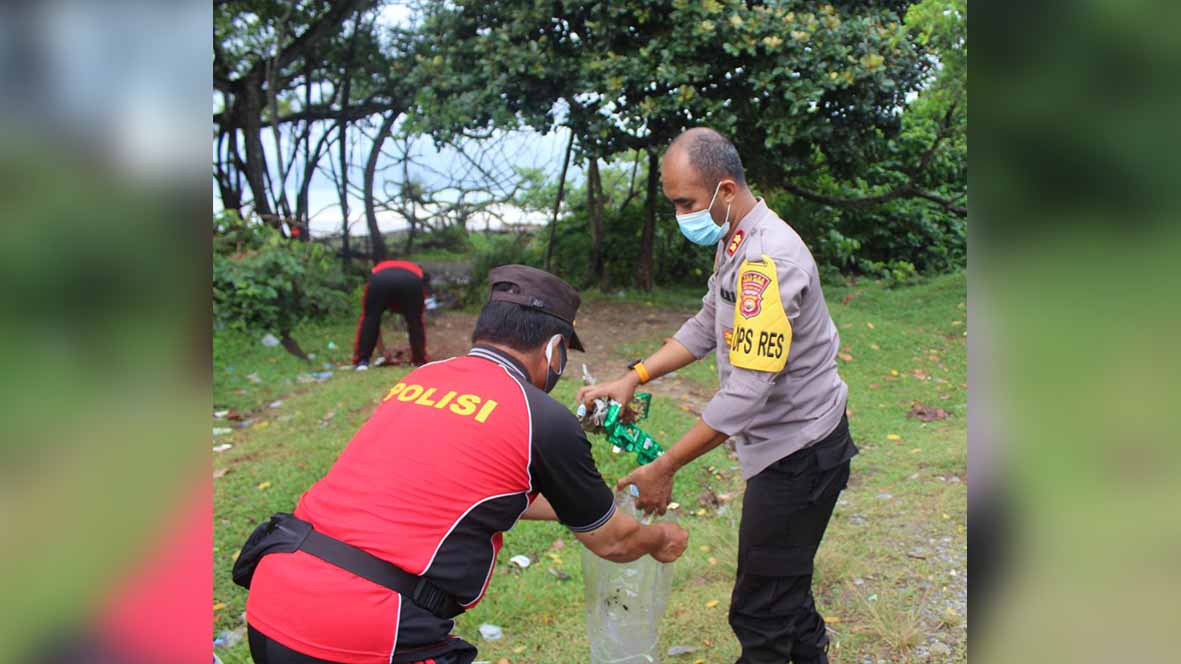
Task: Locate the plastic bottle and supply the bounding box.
[581,487,675,664]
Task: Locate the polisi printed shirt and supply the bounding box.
[246,346,616,663]
[673,200,849,480]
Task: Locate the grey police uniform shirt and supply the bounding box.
[673,199,849,480]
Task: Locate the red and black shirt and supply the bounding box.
[246,346,615,663]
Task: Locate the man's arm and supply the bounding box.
[616,419,729,515]
[521,494,557,521]
[574,508,688,563]
[577,338,697,407]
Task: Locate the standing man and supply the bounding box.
[242,265,688,664]
[352,259,431,370]
[578,128,857,664]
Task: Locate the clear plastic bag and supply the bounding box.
[581,488,676,664]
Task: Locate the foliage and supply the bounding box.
[213,212,352,337]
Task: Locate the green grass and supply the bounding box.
[213,272,967,663]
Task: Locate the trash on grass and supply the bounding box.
[261,334,280,347]
[213,428,232,436]
[246,372,262,384]
[213,444,232,453]
[478,624,503,641]
[214,410,229,419]
[667,645,698,656]
[509,555,531,569]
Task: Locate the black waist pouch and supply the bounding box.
[232,512,311,589]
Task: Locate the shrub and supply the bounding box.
[213,212,351,356]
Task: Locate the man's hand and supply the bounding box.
[617,456,676,516]
[651,522,689,563]
[577,373,641,412]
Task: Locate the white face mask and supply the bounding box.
[543,334,567,393]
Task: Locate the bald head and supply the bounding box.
[665,127,748,192]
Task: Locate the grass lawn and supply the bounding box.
[212,272,967,663]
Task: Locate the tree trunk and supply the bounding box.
[587,157,606,289]
[299,56,313,241]
[239,77,275,223]
[336,17,358,270]
[636,150,657,291]
[544,130,575,272]
[364,112,397,262]
[279,331,310,361]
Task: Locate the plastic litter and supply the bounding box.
[268,400,283,408]
[478,624,503,641]
[327,341,338,350]
[509,555,531,569]
[582,489,675,664]
[666,645,698,656]
[213,428,232,436]
[213,627,245,649]
[213,444,232,453]
[425,296,439,310]
[246,372,262,384]
[261,334,280,347]
[312,371,333,381]
[213,410,229,419]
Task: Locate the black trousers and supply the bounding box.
[352,267,428,366]
[730,415,857,664]
[248,626,477,664]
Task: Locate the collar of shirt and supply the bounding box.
[715,198,771,270]
[468,344,530,382]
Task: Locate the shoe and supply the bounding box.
[354,363,369,372]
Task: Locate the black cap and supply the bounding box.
[487,265,585,351]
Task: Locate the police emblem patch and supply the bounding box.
[726,230,745,257]
[739,270,770,319]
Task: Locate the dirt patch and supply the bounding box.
[378,300,716,411]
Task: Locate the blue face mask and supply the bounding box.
[675,181,732,246]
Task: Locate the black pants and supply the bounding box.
[353,267,428,366]
[248,626,477,664]
[730,415,857,664]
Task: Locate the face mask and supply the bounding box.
[543,334,567,393]
[676,181,732,246]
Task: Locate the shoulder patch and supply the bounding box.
[728,255,791,373]
[726,229,745,256]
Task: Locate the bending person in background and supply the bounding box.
[353,260,431,369]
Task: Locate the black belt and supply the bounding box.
[299,528,465,620]
[235,513,465,620]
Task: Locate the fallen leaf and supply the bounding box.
[870,343,880,350]
[868,383,880,389]
[910,448,921,454]
[695,508,707,516]
[866,322,875,329]
[951,320,963,326]
[826,616,842,624]
[705,599,720,608]
[907,402,948,422]
[699,545,712,553]
[231,550,240,561]
[912,369,929,380]
[213,602,226,611]
[257,481,272,490]
[890,369,899,376]
[708,557,718,566]
[838,352,854,362]
[886,434,902,441]
[550,539,566,550]
[497,659,510,664]
[253,420,270,429]
[547,567,571,581]
[213,468,228,479]
[513,646,526,653]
